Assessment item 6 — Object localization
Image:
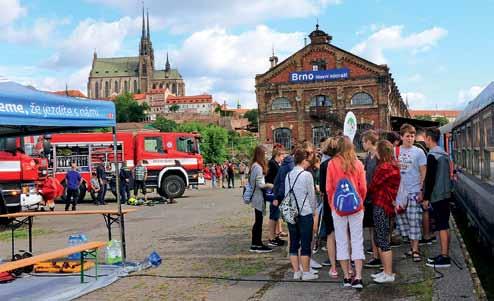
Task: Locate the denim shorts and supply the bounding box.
[269,202,280,221]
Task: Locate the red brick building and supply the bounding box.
[255,25,409,149]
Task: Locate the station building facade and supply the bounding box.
[255,25,410,150]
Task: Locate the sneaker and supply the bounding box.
[351,278,364,289]
[293,271,302,280]
[321,245,327,251]
[329,268,338,278]
[427,254,441,263]
[302,271,319,281]
[255,245,273,253]
[366,247,373,255]
[321,259,331,266]
[371,271,384,279]
[374,273,395,283]
[249,245,259,252]
[267,239,282,247]
[274,237,286,246]
[310,258,322,269]
[364,258,382,268]
[426,255,451,268]
[430,236,437,243]
[419,238,433,245]
[300,265,319,274]
[343,278,352,288]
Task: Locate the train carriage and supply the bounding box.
[447,82,494,254]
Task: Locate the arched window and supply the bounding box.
[104,81,109,97]
[351,92,373,106]
[310,95,332,107]
[273,128,292,150]
[124,81,128,93]
[95,82,99,99]
[133,80,138,93]
[114,81,119,93]
[271,97,291,110]
[152,83,157,89]
[172,83,177,94]
[312,126,331,146]
[159,83,163,89]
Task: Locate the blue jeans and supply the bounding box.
[287,214,314,256]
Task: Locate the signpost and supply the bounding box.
[343,111,357,142]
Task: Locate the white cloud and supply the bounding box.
[407,73,422,82]
[458,84,485,106]
[85,0,341,33]
[167,25,304,108]
[351,25,448,64]
[42,17,140,69]
[0,18,69,45]
[0,0,26,26]
[403,92,428,109]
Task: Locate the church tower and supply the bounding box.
[139,7,154,93]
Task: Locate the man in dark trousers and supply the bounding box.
[227,161,235,188]
[119,162,131,204]
[65,161,82,211]
[423,127,453,268]
[96,163,107,205]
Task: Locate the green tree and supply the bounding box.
[115,93,150,122]
[152,116,177,132]
[169,104,180,112]
[434,116,449,126]
[414,115,433,121]
[244,109,258,131]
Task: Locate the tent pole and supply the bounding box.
[112,126,125,263]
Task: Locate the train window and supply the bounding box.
[485,112,493,147]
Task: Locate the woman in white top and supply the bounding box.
[284,148,318,280]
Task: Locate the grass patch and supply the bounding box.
[209,257,267,278]
[405,278,433,301]
[0,228,52,241]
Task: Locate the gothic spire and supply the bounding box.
[165,52,170,71]
[146,9,150,40]
[141,3,146,39]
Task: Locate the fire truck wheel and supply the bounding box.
[161,175,186,199]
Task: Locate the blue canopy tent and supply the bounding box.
[0,79,126,261]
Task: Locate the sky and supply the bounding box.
[0,0,493,110]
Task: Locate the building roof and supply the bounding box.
[133,93,146,100]
[153,69,182,80]
[409,110,460,118]
[167,94,212,104]
[51,90,87,98]
[90,57,140,78]
[454,82,494,127]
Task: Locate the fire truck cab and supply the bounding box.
[41,131,204,201]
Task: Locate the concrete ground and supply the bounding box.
[0,186,480,300]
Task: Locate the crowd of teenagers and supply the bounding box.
[244,123,453,289]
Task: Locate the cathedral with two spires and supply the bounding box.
[87,9,185,99]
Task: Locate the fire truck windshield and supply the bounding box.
[177,136,200,154]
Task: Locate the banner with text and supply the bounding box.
[289,68,349,83]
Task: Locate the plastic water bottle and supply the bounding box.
[148,251,162,267]
[105,240,122,264]
[68,233,88,260]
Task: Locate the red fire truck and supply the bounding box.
[1,131,204,213]
[0,140,49,213]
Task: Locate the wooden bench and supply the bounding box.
[0,209,136,261]
[0,241,107,283]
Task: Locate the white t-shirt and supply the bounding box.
[398,145,427,193]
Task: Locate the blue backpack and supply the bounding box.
[333,178,362,216]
